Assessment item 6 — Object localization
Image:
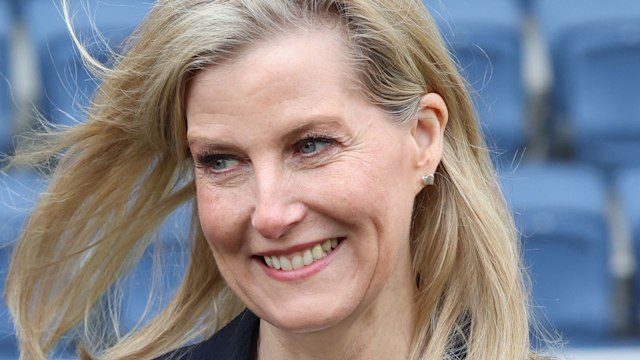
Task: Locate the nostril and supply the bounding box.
[251,202,306,240]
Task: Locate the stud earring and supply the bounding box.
[422,174,435,186]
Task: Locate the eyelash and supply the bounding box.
[194,152,240,175]
[193,132,338,175]
[294,133,337,156]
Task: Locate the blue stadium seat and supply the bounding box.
[501,163,612,340]
[518,0,532,13]
[563,22,640,170]
[120,205,191,333]
[533,0,640,48]
[0,171,48,358]
[25,0,152,127]
[533,0,640,169]
[0,2,14,154]
[425,0,526,167]
[614,167,640,325]
[6,0,21,18]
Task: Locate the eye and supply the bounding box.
[211,157,237,170]
[295,136,335,155]
[195,153,241,173]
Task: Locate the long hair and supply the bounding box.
[6,0,545,359]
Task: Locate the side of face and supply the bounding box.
[185,25,443,333]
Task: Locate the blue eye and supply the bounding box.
[212,158,234,170]
[196,154,240,173]
[297,137,333,155]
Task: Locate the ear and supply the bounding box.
[410,92,448,186]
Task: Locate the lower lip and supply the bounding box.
[256,240,343,282]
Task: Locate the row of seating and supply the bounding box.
[428,2,640,342]
[424,4,640,339]
[533,0,640,171]
[426,0,640,172]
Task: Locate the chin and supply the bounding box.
[259,300,358,334]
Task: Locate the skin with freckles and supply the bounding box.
[186,25,447,360]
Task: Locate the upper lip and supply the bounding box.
[254,237,342,257]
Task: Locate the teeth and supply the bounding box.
[279,256,292,271]
[311,244,323,260]
[321,240,331,251]
[263,238,342,271]
[303,249,313,266]
[291,255,303,270]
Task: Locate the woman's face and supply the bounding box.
[186,27,432,332]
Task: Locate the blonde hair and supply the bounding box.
[6,0,548,359]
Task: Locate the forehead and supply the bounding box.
[187,26,355,107]
[185,26,363,126]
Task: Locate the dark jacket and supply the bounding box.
[156,310,259,360]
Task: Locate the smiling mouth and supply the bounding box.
[260,237,344,271]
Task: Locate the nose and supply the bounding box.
[250,172,306,240]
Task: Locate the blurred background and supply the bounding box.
[1,0,640,358]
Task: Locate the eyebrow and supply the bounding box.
[283,115,345,141]
[187,115,346,149]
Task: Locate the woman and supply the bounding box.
[5,0,548,359]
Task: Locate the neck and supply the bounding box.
[257,263,418,360]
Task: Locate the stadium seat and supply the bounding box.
[501,163,612,340]
[533,0,640,49]
[6,0,21,18]
[563,21,640,170]
[518,0,532,13]
[0,171,48,358]
[425,0,526,167]
[533,0,640,169]
[614,167,640,325]
[0,2,14,154]
[25,0,152,127]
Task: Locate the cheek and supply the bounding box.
[338,145,414,211]
[310,156,388,217]
[195,181,249,252]
[310,147,414,237]
[344,142,416,247]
